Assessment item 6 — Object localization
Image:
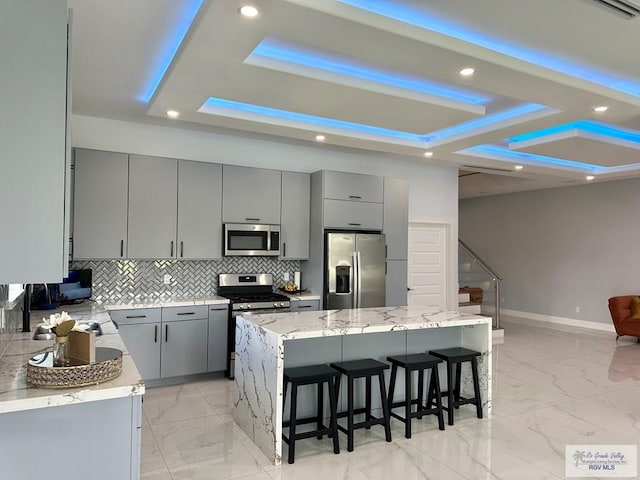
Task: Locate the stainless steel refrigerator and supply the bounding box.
[325,232,386,309]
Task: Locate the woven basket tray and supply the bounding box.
[27,348,123,389]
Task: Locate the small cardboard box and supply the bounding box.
[69,330,96,364]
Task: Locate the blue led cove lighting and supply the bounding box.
[465,144,599,171]
[509,120,640,144]
[201,97,426,142]
[427,103,549,142]
[250,38,489,105]
[139,0,204,102]
[338,0,640,98]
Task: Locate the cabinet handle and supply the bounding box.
[177,312,195,316]
[348,223,361,226]
[154,325,158,343]
[283,243,286,257]
[385,245,388,258]
[170,241,174,257]
[120,240,124,257]
[180,241,184,258]
[125,315,146,319]
[165,325,169,342]
[245,217,260,222]
[298,305,312,309]
[348,195,362,199]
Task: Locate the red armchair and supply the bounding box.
[608,296,640,340]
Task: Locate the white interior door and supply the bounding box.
[407,223,447,309]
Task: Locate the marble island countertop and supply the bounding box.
[241,305,491,340]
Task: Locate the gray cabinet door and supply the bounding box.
[222,165,281,224]
[118,323,161,380]
[178,161,222,259]
[383,177,409,260]
[160,318,208,378]
[386,260,408,307]
[128,155,178,259]
[323,199,383,230]
[281,171,310,259]
[73,149,129,259]
[290,299,320,311]
[323,171,383,203]
[207,306,228,372]
[1,0,68,283]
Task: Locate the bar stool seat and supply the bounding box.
[330,358,392,452]
[283,364,340,464]
[386,353,445,438]
[428,347,483,426]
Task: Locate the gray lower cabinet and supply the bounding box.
[281,171,310,259]
[160,317,208,378]
[290,299,320,311]
[0,395,142,480]
[222,165,282,224]
[73,149,129,259]
[128,155,178,259]
[112,306,208,380]
[207,305,229,372]
[386,260,408,307]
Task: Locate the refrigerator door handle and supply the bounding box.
[352,251,358,308]
[355,251,362,308]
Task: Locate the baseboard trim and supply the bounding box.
[501,309,615,333]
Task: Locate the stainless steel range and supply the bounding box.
[218,273,291,378]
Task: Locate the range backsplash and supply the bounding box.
[71,258,301,303]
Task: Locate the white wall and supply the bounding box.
[72,114,459,307]
[459,178,640,326]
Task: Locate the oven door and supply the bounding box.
[224,224,279,257]
[228,308,291,379]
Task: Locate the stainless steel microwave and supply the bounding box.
[223,224,280,256]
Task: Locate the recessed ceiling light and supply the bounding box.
[593,106,608,113]
[166,110,179,118]
[424,151,434,157]
[459,67,475,77]
[239,5,260,17]
[514,165,524,170]
[315,134,326,142]
[586,175,595,181]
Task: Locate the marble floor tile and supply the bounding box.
[143,388,215,425]
[139,317,640,479]
[267,455,370,480]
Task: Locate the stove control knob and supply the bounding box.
[240,304,246,310]
[247,304,252,309]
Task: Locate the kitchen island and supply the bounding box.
[233,306,492,464]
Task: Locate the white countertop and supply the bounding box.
[0,303,143,414]
[240,305,491,340]
[0,295,230,415]
[279,291,321,301]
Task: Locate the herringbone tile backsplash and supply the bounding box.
[71,258,301,303]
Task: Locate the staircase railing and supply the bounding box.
[459,239,503,329]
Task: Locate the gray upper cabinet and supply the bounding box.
[73,149,129,259]
[222,165,281,224]
[281,171,310,259]
[128,155,178,259]
[178,161,222,259]
[323,171,384,203]
[383,177,409,260]
[323,199,383,230]
[1,0,68,283]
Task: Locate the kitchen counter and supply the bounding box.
[234,306,492,464]
[279,291,321,302]
[0,295,230,414]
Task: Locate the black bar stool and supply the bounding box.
[329,358,392,452]
[428,347,483,426]
[282,364,340,464]
[386,353,445,438]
